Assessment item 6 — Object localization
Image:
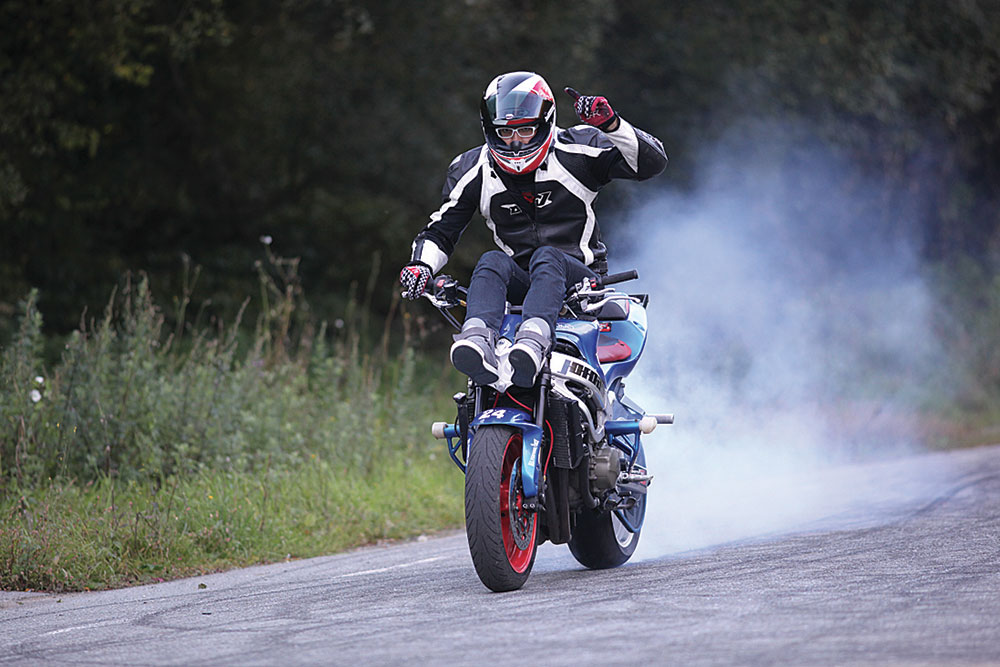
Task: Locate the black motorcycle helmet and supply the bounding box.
[480,71,556,175]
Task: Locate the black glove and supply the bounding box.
[399,262,433,300]
[565,87,618,131]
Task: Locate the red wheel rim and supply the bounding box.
[499,432,536,573]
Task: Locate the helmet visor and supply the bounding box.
[486,91,548,125]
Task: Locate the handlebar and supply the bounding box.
[419,275,466,329]
[420,268,641,327]
[599,269,639,287]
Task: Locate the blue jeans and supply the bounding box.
[465,247,598,334]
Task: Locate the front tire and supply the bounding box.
[465,425,538,591]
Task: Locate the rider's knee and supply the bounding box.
[472,250,515,280]
[475,250,511,268]
[528,246,566,273]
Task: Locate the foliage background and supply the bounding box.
[3,0,997,334]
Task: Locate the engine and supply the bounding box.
[589,444,624,495]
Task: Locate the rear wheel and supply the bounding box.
[568,448,647,569]
[465,425,538,591]
[568,501,644,569]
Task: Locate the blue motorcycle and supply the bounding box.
[428,270,672,592]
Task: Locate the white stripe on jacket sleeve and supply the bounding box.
[602,118,640,173]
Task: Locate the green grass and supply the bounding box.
[1,457,462,591]
[0,253,466,591]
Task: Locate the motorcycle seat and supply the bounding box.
[597,334,632,363]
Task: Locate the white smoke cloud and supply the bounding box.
[607,120,953,557]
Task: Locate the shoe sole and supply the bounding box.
[451,343,499,385]
[508,348,538,388]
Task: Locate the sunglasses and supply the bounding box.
[496,126,538,140]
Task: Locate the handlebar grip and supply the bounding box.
[601,269,639,286]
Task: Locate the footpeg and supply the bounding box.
[618,471,654,485]
[600,493,637,511]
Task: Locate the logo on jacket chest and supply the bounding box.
[500,190,553,216]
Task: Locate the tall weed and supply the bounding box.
[0,253,451,489]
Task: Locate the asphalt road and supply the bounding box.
[2,444,999,665]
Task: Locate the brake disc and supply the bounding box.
[508,461,533,550]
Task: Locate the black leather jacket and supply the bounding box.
[410,118,667,274]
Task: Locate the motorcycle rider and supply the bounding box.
[400,71,667,388]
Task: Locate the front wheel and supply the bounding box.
[465,425,538,592]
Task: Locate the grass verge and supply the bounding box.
[1,456,463,592]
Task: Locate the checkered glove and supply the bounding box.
[399,262,433,300]
[565,87,618,131]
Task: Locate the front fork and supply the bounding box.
[438,366,552,500]
[520,364,551,511]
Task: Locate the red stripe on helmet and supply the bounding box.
[489,129,554,174]
[530,79,554,102]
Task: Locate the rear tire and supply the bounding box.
[569,446,647,569]
[567,501,644,569]
[465,425,538,591]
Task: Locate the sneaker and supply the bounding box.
[450,325,499,385]
[508,318,551,388]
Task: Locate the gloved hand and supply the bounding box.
[399,262,433,300]
[565,87,619,131]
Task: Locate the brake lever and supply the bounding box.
[581,292,639,313]
[418,275,466,330]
